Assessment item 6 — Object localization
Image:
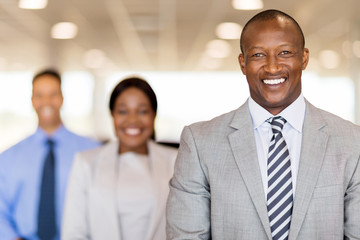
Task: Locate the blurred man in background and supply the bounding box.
[0,69,100,240]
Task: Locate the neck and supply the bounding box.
[118,144,148,155]
[39,122,62,135]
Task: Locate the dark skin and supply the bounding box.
[238,17,309,115]
[111,87,156,155]
[31,74,63,134]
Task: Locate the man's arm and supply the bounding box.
[344,154,360,239]
[166,126,211,240]
[0,154,19,240]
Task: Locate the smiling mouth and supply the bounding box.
[263,78,286,85]
[124,128,141,136]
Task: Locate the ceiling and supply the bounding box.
[0,0,360,76]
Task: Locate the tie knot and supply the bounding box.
[269,116,287,134]
[46,139,55,148]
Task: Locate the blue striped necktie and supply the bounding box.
[267,116,293,240]
[37,139,57,240]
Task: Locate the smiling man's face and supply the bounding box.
[238,17,309,115]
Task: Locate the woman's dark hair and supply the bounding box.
[109,77,157,114]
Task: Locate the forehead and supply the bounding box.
[33,75,61,89]
[116,87,150,102]
[242,17,302,51]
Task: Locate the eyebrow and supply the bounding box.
[245,46,264,54]
[247,43,295,51]
[278,43,295,47]
[116,103,151,107]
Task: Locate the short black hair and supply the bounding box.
[109,76,157,115]
[240,9,305,53]
[33,68,62,84]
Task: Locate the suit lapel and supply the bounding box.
[145,141,169,240]
[92,141,122,240]
[228,102,273,240]
[289,101,328,240]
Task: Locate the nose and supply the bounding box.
[264,56,282,74]
[39,95,52,105]
[126,112,139,124]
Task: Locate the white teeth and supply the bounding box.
[263,78,285,85]
[125,128,141,136]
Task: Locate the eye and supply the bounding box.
[138,109,150,115]
[50,92,61,98]
[252,53,265,57]
[280,50,290,54]
[279,50,294,57]
[115,109,127,115]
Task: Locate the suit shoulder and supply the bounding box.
[73,142,109,167]
[154,141,178,152]
[317,107,359,128]
[312,106,360,137]
[188,108,238,133]
[75,142,109,158]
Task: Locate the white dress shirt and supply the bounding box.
[248,94,306,199]
[117,152,156,240]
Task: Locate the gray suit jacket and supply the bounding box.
[62,140,177,240]
[166,100,360,240]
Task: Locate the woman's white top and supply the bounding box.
[117,152,156,240]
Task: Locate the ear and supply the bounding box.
[31,95,35,108]
[238,53,246,75]
[302,48,310,70]
[60,93,64,106]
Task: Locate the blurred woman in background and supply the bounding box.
[62,77,177,240]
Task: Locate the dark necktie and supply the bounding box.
[37,139,57,240]
[267,116,293,240]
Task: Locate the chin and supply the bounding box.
[120,136,147,146]
[265,94,288,104]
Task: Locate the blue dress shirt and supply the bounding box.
[0,125,100,240]
[248,93,305,200]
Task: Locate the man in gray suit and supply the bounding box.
[166,9,360,240]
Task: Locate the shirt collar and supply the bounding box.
[34,124,67,144]
[248,93,305,133]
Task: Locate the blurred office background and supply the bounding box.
[1,0,360,152]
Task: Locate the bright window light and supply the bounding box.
[61,71,96,137]
[105,71,249,142]
[302,72,354,122]
[0,72,33,115]
[62,71,94,117]
[104,71,355,142]
[0,70,356,151]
